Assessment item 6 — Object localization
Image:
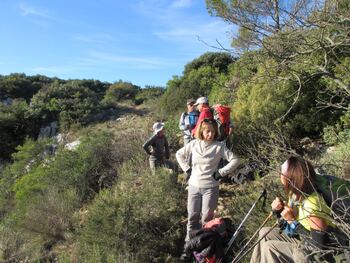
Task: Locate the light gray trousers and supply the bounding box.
[185,185,219,241]
[250,227,308,263]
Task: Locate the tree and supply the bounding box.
[103,81,140,104]
[207,0,350,120]
[160,52,236,114]
[206,0,321,50]
[0,74,43,101]
[184,52,235,75]
[28,81,101,129]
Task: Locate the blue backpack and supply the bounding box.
[187,111,199,128]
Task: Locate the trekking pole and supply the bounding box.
[231,212,273,262]
[232,222,279,263]
[223,189,267,257]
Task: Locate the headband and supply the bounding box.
[281,159,289,175]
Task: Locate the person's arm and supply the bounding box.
[176,142,193,173]
[142,135,154,155]
[271,197,285,215]
[228,126,233,136]
[164,136,170,159]
[218,145,240,176]
[179,113,186,131]
[281,206,297,223]
[308,216,328,231]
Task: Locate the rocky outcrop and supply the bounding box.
[38,121,58,139]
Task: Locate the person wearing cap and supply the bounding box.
[191,97,213,138]
[143,122,171,173]
[179,98,199,146]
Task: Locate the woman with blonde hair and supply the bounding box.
[176,118,240,261]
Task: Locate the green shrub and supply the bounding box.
[0,99,39,159]
[77,157,183,262]
[103,81,140,105]
[160,52,236,115]
[28,81,102,130]
[320,129,350,179]
[164,114,182,151]
[0,138,51,218]
[0,73,43,101]
[134,86,164,105]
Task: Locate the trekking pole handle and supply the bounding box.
[224,189,267,256]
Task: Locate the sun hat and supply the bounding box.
[194,96,208,106]
[153,122,164,134]
[187,98,196,105]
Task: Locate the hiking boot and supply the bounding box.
[180,251,191,261]
[180,243,191,261]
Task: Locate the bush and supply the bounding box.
[28,81,102,130]
[160,52,236,115]
[103,81,140,105]
[0,99,39,159]
[77,157,183,262]
[134,86,164,105]
[0,138,51,218]
[320,129,350,179]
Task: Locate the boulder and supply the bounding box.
[38,121,58,138]
[64,140,81,150]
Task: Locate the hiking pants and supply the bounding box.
[149,156,174,174]
[250,227,307,263]
[185,185,219,242]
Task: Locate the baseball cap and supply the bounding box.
[194,97,208,106]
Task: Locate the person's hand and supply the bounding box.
[186,124,190,130]
[185,168,192,182]
[212,171,222,181]
[281,206,296,222]
[271,197,284,212]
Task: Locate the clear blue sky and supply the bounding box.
[0,0,234,87]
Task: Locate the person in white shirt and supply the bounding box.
[179,98,199,145]
[176,118,240,260]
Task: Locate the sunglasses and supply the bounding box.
[202,118,215,124]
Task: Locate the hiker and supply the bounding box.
[250,156,346,263]
[176,118,240,261]
[191,97,213,137]
[179,98,199,145]
[192,96,233,145]
[143,122,171,174]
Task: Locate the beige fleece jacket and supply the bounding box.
[176,139,240,188]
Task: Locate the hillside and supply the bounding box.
[1,2,350,261]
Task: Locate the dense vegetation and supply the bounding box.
[0,0,349,262]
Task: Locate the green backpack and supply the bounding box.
[314,174,350,223]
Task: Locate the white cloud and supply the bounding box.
[19,3,54,20]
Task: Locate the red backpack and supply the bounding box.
[212,104,231,141]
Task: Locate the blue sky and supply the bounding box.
[0,0,235,87]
